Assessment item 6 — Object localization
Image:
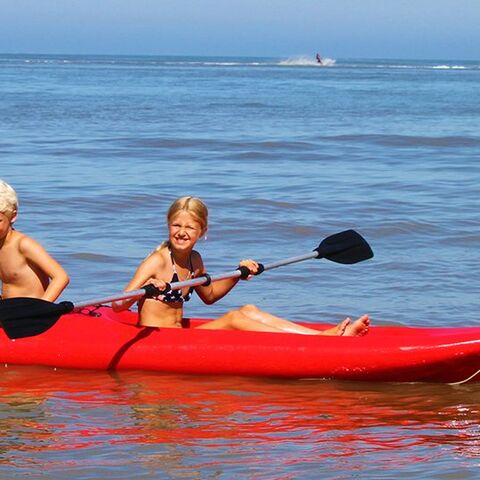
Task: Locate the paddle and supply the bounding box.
[0,229,372,339]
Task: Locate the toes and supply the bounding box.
[337,318,350,335]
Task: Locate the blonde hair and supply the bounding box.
[0,179,18,219]
[152,196,209,253]
[166,196,208,232]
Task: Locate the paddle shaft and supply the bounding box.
[72,251,320,310]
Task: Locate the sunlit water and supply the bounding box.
[1,54,479,478]
[1,368,479,479]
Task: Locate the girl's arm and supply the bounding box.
[20,236,70,302]
[194,254,258,305]
[112,252,168,311]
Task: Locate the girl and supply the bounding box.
[113,196,369,336]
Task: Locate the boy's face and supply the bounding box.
[0,211,16,240]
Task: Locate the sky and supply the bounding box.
[1,0,479,59]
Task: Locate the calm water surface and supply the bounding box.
[1,368,479,479]
[1,54,479,478]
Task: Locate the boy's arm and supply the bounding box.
[20,237,70,302]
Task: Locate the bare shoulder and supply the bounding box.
[16,232,44,253]
[139,247,169,274]
[17,234,59,265]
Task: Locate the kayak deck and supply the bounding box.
[1,306,479,383]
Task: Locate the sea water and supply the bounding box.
[0,54,479,478]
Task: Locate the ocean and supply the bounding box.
[0,54,479,478]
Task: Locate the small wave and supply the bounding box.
[440,233,480,247]
[246,198,298,209]
[109,136,315,153]
[279,56,336,67]
[68,252,117,263]
[386,63,471,70]
[374,220,440,237]
[114,137,222,150]
[164,60,264,67]
[330,134,480,148]
[432,65,466,70]
[334,60,476,70]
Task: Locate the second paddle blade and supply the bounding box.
[0,297,74,339]
[315,229,374,264]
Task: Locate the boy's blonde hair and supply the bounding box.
[0,179,18,219]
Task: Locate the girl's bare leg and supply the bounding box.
[196,305,369,336]
[238,304,343,335]
[196,309,285,333]
[225,304,350,336]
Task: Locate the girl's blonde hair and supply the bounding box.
[167,196,208,231]
[153,196,208,253]
[0,179,18,219]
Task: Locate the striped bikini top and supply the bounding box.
[161,249,194,304]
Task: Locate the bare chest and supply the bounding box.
[0,245,28,283]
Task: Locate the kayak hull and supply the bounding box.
[1,306,479,383]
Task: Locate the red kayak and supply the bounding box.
[1,306,479,383]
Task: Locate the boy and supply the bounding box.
[0,179,69,301]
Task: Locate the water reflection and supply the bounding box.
[0,367,479,478]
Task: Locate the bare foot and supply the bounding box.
[343,315,370,336]
[334,317,350,336]
[317,317,350,336]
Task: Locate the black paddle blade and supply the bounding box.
[0,297,74,339]
[314,229,373,264]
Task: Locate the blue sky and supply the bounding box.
[1,0,479,59]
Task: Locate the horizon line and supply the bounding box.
[1,52,479,63]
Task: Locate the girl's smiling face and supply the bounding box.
[168,210,205,252]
